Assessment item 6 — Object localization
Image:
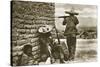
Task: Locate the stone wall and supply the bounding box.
[11,1,55,66]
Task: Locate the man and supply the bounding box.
[62,9,79,61]
[38,25,65,64]
[17,45,38,66]
[38,25,54,63]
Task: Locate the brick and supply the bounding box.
[18,34,39,39]
[16,39,28,46]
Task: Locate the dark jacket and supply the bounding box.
[63,15,79,36]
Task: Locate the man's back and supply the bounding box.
[63,15,79,36]
[63,16,79,27]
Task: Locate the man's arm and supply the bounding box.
[74,16,79,25]
[63,18,67,25]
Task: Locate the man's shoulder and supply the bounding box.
[73,16,78,19]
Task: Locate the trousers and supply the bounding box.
[66,36,76,61]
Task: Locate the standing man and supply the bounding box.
[62,9,79,61]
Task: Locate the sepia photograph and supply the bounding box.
[55,3,97,63]
[11,0,97,66]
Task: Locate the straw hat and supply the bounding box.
[38,25,53,33]
[65,8,79,15]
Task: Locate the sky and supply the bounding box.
[55,3,97,31]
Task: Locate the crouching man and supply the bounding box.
[17,45,38,66]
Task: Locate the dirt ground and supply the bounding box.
[62,39,97,63]
[39,39,97,64]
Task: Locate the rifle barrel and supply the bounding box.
[57,16,69,18]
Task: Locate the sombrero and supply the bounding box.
[65,8,79,15]
[38,25,53,33]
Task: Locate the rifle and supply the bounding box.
[57,16,69,18]
[54,25,65,63]
[54,25,60,44]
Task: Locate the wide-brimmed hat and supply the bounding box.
[65,8,79,15]
[38,25,53,33]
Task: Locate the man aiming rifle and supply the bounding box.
[58,8,79,61]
